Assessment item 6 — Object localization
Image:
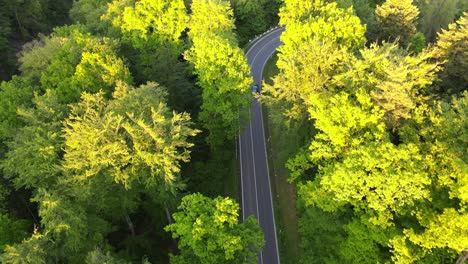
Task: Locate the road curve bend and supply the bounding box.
[239,27,284,264]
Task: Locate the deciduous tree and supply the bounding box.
[431,12,468,95]
[186,0,252,147]
[165,193,264,264]
[375,0,419,44]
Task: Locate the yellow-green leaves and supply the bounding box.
[104,0,188,45]
[267,0,365,120]
[186,0,252,147]
[189,0,235,37]
[432,13,468,94]
[2,90,66,190]
[334,42,439,128]
[165,193,264,264]
[0,230,48,264]
[376,0,419,44]
[276,0,466,262]
[38,28,132,103]
[63,83,199,189]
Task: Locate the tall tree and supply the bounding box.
[273,0,465,262]
[186,0,252,147]
[2,90,67,190]
[0,76,38,141]
[264,0,365,121]
[416,0,461,42]
[63,82,199,190]
[102,0,199,113]
[431,12,468,95]
[38,26,133,103]
[165,193,264,264]
[2,82,199,262]
[0,231,49,263]
[333,43,439,128]
[375,0,419,45]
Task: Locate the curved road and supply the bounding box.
[239,27,284,264]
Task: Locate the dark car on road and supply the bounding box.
[251,84,259,93]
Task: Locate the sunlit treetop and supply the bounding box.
[102,0,188,45]
[375,0,420,44]
[189,0,235,38]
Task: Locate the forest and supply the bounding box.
[0,0,466,263]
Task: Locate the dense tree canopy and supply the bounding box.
[266,0,467,263]
[1,82,199,262]
[265,0,365,120]
[0,0,466,262]
[0,0,73,80]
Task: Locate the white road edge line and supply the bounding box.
[241,26,284,264]
[259,47,282,263]
[248,108,263,264]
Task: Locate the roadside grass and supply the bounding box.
[262,53,302,264]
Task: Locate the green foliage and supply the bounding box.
[416,0,462,42]
[18,35,65,80]
[103,0,188,46]
[85,248,131,264]
[2,81,199,262]
[266,0,365,120]
[35,190,89,253]
[189,0,235,37]
[63,82,199,190]
[102,0,198,113]
[186,34,252,146]
[186,0,252,147]
[232,0,280,45]
[408,32,426,53]
[165,193,264,264]
[432,12,468,95]
[305,91,386,162]
[333,43,438,128]
[0,214,30,252]
[2,90,67,190]
[274,1,467,262]
[350,0,379,41]
[38,27,133,103]
[0,231,49,264]
[375,0,419,44]
[294,91,467,262]
[0,76,38,140]
[0,0,73,80]
[70,0,113,34]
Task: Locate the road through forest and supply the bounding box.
[239,27,284,264]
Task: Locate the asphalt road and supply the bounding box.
[239,27,284,264]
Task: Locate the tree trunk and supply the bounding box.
[124,213,135,236]
[456,249,468,264]
[165,203,172,224]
